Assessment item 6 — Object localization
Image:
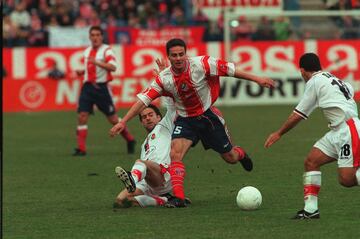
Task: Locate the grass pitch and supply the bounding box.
[3,105,359,239]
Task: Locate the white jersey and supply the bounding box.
[139,97,176,166]
[294,71,358,129]
[83,44,117,83]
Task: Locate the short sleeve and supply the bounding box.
[104,48,117,67]
[137,76,163,106]
[205,56,235,77]
[294,79,317,119]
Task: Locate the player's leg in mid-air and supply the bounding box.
[204,106,253,171]
[95,83,136,154]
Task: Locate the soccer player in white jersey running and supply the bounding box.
[265,53,360,219]
[114,99,181,207]
[110,38,275,207]
[73,26,135,156]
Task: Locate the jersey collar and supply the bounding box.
[311,71,322,77]
[307,70,323,83]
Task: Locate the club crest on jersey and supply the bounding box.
[151,133,156,140]
[180,83,188,91]
[219,62,227,70]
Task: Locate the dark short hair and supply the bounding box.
[166,38,186,55]
[138,104,162,121]
[299,53,322,72]
[89,26,103,35]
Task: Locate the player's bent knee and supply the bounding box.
[108,115,119,125]
[338,175,357,187]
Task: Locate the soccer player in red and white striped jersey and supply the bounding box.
[110,38,275,207]
[73,26,135,156]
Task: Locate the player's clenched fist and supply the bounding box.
[110,121,126,137]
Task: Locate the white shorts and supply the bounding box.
[314,118,360,168]
[136,179,172,196]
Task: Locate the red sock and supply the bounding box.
[120,126,135,142]
[234,146,245,160]
[77,125,88,152]
[170,161,186,200]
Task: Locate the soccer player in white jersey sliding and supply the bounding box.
[110,38,275,207]
[114,100,184,207]
[265,53,360,219]
[73,26,135,156]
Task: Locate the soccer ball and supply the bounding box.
[236,186,262,210]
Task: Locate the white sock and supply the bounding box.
[303,171,321,213]
[131,161,147,183]
[356,168,360,186]
[134,195,168,207]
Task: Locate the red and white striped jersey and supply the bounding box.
[82,44,117,83]
[137,56,235,117]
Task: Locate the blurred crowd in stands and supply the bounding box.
[2,0,360,47]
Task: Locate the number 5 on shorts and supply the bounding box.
[173,126,182,134]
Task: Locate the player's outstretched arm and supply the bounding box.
[109,100,146,137]
[264,112,303,148]
[234,66,275,88]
